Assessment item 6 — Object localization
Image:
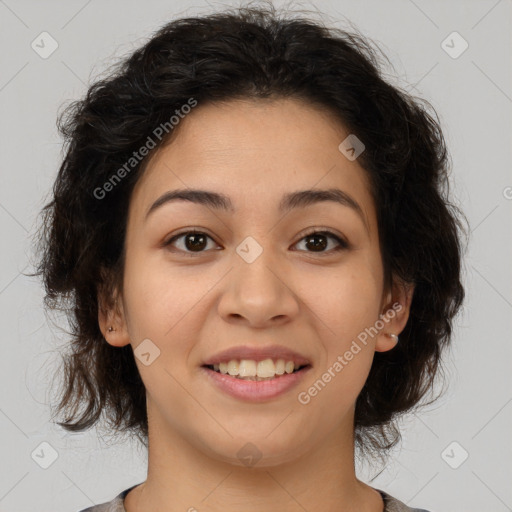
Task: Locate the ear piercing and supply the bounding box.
[108,326,116,332]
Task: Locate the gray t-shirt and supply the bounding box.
[77,484,431,512]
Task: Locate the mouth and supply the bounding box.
[202,363,311,381]
[200,363,313,402]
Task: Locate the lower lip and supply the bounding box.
[201,366,312,402]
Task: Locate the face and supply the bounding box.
[102,97,412,467]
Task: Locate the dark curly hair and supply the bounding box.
[35,1,468,458]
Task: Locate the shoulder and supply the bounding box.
[76,497,124,512]
[76,484,138,512]
[377,489,432,512]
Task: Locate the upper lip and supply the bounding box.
[202,345,311,366]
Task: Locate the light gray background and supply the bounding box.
[0,0,511,511]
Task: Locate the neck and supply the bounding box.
[125,399,384,512]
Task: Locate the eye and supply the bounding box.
[162,228,349,255]
[292,229,349,255]
[163,229,219,255]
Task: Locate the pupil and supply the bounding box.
[186,233,207,251]
[306,234,327,251]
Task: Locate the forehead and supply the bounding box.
[130,98,376,232]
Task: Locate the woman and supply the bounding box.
[37,3,467,511]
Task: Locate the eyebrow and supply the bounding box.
[145,187,369,233]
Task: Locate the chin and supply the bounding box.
[196,432,313,469]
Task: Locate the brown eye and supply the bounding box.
[294,230,348,254]
[183,232,208,251]
[163,228,348,256]
[304,233,328,252]
[164,230,217,253]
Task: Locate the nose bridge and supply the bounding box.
[234,233,284,299]
[218,233,299,325]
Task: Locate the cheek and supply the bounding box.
[300,272,379,415]
[122,253,219,357]
[298,260,382,339]
[121,243,218,387]
[297,261,381,389]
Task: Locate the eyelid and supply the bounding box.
[162,228,219,250]
[296,226,349,248]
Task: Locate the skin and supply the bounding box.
[99,97,414,512]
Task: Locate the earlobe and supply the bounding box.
[103,324,131,347]
[375,332,399,352]
[98,293,131,347]
[375,279,415,353]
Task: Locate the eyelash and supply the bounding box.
[162,228,349,256]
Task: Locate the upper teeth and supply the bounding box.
[214,359,301,378]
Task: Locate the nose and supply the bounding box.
[217,249,300,329]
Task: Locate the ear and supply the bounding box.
[97,282,131,348]
[375,276,415,353]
